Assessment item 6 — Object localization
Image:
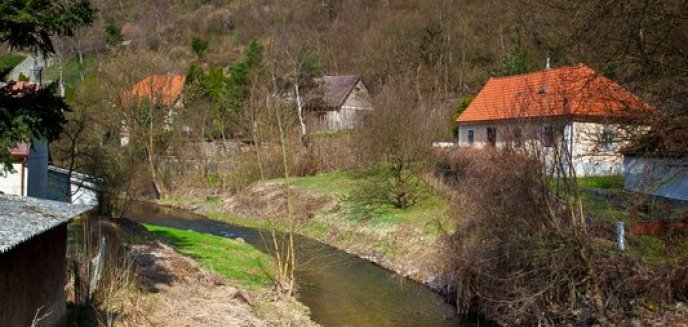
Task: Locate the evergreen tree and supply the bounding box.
[0,0,96,170]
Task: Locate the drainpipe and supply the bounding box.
[457,125,461,144]
[20,157,26,196]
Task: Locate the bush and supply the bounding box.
[434,148,687,325]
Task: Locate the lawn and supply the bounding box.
[0,53,26,77]
[145,224,274,290]
[290,169,450,232]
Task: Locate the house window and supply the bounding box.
[487,127,497,147]
[513,128,523,147]
[467,130,474,144]
[542,125,556,148]
[601,128,614,150]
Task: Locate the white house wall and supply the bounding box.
[570,121,624,176]
[0,164,27,196]
[457,118,625,176]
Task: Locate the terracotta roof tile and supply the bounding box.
[457,64,654,123]
[128,74,185,106]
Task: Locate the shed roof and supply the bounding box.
[8,141,30,158]
[0,194,93,253]
[457,64,654,123]
[319,75,360,109]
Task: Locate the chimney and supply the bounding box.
[546,57,551,70]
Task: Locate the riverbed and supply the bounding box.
[125,201,468,326]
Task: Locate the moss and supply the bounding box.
[0,53,26,76]
[145,224,274,290]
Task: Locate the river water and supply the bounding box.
[125,202,470,327]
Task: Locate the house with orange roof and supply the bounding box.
[456,64,654,176]
[119,74,186,146]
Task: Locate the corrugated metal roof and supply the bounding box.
[0,194,93,253]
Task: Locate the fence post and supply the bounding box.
[616,221,626,251]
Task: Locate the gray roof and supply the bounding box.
[0,194,93,253]
[320,75,360,108]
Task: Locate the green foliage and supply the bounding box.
[0,53,25,78]
[495,32,532,77]
[43,53,96,84]
[195,39,265,138]
[0,0,96,54]
[17,72,29,82]
[190,36,208,57]
[452,94,474,137]
[105,21,123,46]
[145,224,274,290]
[0,83,69,170]
[204,172,222,187]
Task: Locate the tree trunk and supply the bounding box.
[293,81,309,147]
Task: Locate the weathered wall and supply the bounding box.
[316,80,373,131]
[0,224,68,327]
[624,156,688,201]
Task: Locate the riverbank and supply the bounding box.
[158,170,455,291]
[87,218,316,326]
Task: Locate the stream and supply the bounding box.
[124,201,470,327]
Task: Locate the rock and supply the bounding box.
[234,237,245,244]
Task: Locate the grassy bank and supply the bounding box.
[140,223,317,325]
[160,169,453,280]
[145,224,273,290]
[576,176,687,266]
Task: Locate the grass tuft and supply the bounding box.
[145,224,274,290]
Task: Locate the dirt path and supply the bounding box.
[101,219,315,327]
[131,240,264,326]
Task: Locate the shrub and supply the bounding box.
[434,148,687,325]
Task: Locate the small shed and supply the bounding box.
[308,75,373,131]
[0,194,92,326]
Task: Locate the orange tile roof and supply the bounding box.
[457,64,654,123]
[127,74,185,106]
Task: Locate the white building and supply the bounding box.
[456,64,654,177]
[1,141,49,198]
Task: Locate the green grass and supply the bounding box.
[582,192,629,224]
[145,224,274,290]
[43,54,97,85]
[206,211,271,229]
[291,169,451,236]
[0,53,26,77]
[577,175,624,190]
